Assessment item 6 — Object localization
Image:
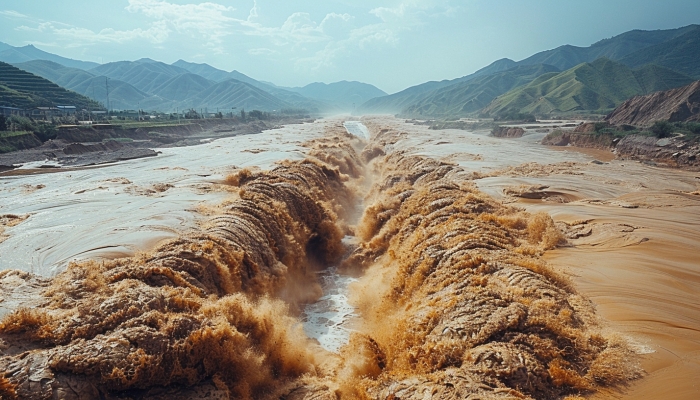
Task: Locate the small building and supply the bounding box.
[56,105,77,115]
[0,106,28,117]
[34,107,60,118]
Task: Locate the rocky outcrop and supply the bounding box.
[615,134,700,168]
[541,130,615,149]
[490,126,525,138]
[606,80,700,126]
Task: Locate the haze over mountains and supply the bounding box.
[2,24,700,118]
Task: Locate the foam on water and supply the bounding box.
[301,121,369,353]
[301,265,358,353]
[343,120,371,140]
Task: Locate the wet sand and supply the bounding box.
[365,115,700,399]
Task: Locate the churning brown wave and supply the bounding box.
[0,124,638,399]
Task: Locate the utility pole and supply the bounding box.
[105,77,111,118]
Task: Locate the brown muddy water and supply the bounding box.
[0,116,697,399]
[363,116,700,399]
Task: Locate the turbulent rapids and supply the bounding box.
[0,122,639,399]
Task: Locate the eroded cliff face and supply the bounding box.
[491,127,526,138]
[0,122,640,399]
[606,80,700,126]
[540,131,615,150]
[615,134,700,168]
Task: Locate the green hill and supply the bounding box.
[151,73,214,101]
[359,58,518,114]
[620,26,700,78]
[13,60,157,111]
[179,79,291,112]
[401,64,560,118]
[172,59,231,82]
[518,25,698,71]
[0,44,99,70]
[482,58,694,117]
[89,59,191,94]
[289,81,386,111]
[0,61,103,110]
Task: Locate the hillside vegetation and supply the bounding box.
[401,64,560,118]
[358,58,519,114]
[620,26,700,78]
[481,58,693,117]
[362,24,700,118]
[0,62,103,110]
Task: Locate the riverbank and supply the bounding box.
[0,117,311,173]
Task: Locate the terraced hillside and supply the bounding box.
[0,62,103,110]
[481,58,694,117]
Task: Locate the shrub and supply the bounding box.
[7,116,35,132]
[650,120,673,138]
[495,112,537,122]
[34,123,57,142]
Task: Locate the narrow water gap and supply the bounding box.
[300,120,369,353]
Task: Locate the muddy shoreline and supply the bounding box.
[0,118,310,173]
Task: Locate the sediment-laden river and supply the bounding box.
[0,116,697,399]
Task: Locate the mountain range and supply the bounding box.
[361,24,700,118]
[481,58,693,116]
[2,24,700,118]
[2,46,385,113]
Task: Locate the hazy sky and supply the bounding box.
[1,0,699,93]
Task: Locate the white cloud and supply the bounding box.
[0,10,28,19]
[248,48,278,56]
[15,20,170,46]
[4,0,456,75]
[126,0,234,44]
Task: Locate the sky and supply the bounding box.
[1,0,699,94]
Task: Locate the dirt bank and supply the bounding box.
[541,129,700,170]
[0,118,307,172]
[491,126,526,138]
[540,131,615,150]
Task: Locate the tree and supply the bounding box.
[651,120,673,138]
[35,123,57,142]
[248,110,264,120]
[0,115,6,131]
[240,109,246,122]
[185,109,200,119]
